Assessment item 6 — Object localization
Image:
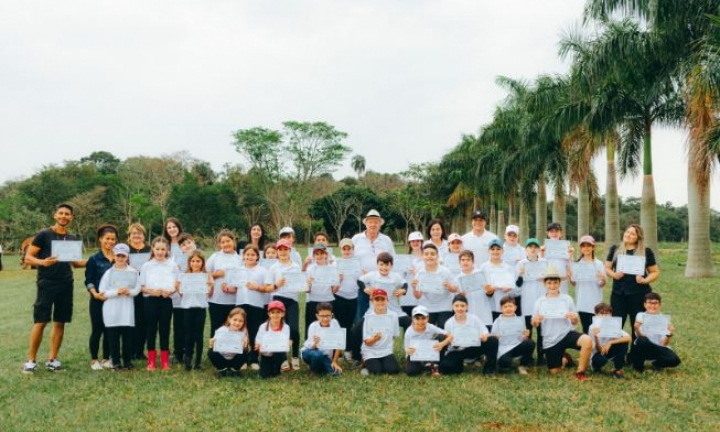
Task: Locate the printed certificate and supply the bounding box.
[336,258,362,276]
[544,239,570,260]
[524,261,548,281]
[109,271,138,290]
[458,272,486,293]
[417,272,444,294]
[214,332,244,354]
[641,314,671,336]
[317,328,347,351]
[260,332,290,353]
[452,325,481,348]
[51,240,83,262]
[616,255,646,276]
[571,262,599,282]
[409,339,440,362]
[540,299,568,319]
[180,273,209,295]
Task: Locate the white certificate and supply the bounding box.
[616,255,646,276]
[641,314,670,336]
[410,339,440,362]
[594,316,623,338]
[392,254,412,274]
[571,262,599,282]
[180,273,209,295]
[452,325,481,348]
[544,239,570,260]
[259,258,277,269]
[213,331,244,354]
[524,261,548,281]
[503,247,525,264]
[224,268,249,289]
[417,272,445,294]
[458,272,486,293]
[51,240,83,262]
[146,271,175,292]
[109,271,138,290]
[282,271,309,293]
[317,328,347,351]
[129,252,150,270]
[540,299,568,319]
[313,266,340,286]
[443,253,460,274]
[260,331,290,353]
[366,314,395,336]
[489,271,515,289]
[495,316,525,338]
[336,258,362,277]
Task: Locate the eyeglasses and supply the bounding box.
[645,301,660,305]
[317,314,333,319]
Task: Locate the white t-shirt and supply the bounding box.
[461,230,498,267]
[100,266,141,327]
[235,265,272,308]
[502,244,526,267]
[533,294,577,349]
[352,231,395,273]
[206,251,242,305]
[589,322,630,354]
[361,309,400,360]
[572,258,605,313]
[491,315,526,359]
[479,260,518,312]
[400,256,424,307]
[301,319,342,358]
[270,261,303,302]
[635,312,673,348]
[138,259,179,298]
[415,266,455,313]
[403,323,446,353]
[213,326,247,359]
[360,271,407,317]
[455,269,494,325]
[256,321,291,356]
[444,314,490,353]
[516,258,547,317]
[177,272,211,309]
[307,263,338,303]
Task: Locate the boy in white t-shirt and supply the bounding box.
[359,289,401,375]
[632,292,681,373]
[589,302,630,379]
[404,305,451,376]
[301,302,343,376]
[492,296,534,375]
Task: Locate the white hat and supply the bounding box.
[362,209,385,226]
[447,233,463,243]
[113,243,130,256]
[411,305,429,317]
[408,231,423,242]
[279,226,295,236]
[505,225,519,235]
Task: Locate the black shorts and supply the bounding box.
[33,280,74,323]
[545,331,582,369]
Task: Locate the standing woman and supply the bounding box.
[163,217,183,259]
[237,223,268,256]
[604,224,660,340]
[85,224,119,370]
[127,223,151,359]
[424,218,448,257]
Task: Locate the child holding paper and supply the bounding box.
[358,252,410,329]
[502,225,525,267]
[404,305,451,376]
[589,302,630,379]
[206,229,242,338]
[479,239,517,321]
[301,302,343,375]
[515,238,547,365]
[540,222,573,295]
[440,295,498,375]
[334,238,359,360]
[139,237,180,371]
[492,296,534,375]
[255,300,291,378]
[303,232,336,271]
[269,239,302,371]
[178,250,213,371]
[208,307,249,377]
[360,289,401,375]
[305,243,339,338]
[569,235,606,333]
[631,292,680,372]
[531,267,592,380]
[237,244,272,370]
[401,231,424,317]
[172,232,197,365]
[447,233,464,255]
[99,243,141,370]
[453,250,494,330]
[411,244,457,327]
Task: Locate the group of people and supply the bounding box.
[21,204,680,379]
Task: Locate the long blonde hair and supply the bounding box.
[613,224,646,260]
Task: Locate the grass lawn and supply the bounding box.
[1,243,719,431]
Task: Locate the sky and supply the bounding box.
[0,0,712,209]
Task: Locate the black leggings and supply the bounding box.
[259,353,286,378]
[333,295,357,349]
[208,349,248,370]
[89,297,108,360]
[612,292,647,341]
[145,297,173,351]
[173,308,186,360]
[107,326,132,367]
[184,308,206,365]
[133,295,147,357]
[274,297,300,358]
[239,304,265,364]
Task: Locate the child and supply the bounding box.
[172,232,197,364]
[541,222,573,295]
[255,300,292,378]
[589,302,630,379]
[440,295,499,375]
[278,226,303,267]
[453,250,494,330]
[492,296,534,375]
[206,229,242,338]
[569,235,606,334]
[411,244,456,327]
[99,243,141,369]
[515,238,547,364]
[442,234,462,275]
[335,238,359,360]
[401,231,424,317]
[502,225,526,266]
[269,239,302,371]
[358,252,410,329]
[305,243,339,338]
[480,239,518,321]
[632,293,681,372]
[263,244,278,259]
[301,302,343,375]
[138,236,179,371]
[237,244,272,370]
[303,232,336,271]
[404,305,451,376]
[531,267,592,380]
[447,233,464,255]
[359,289,401,375]
[177,250,213,371]
[208,307,249,377]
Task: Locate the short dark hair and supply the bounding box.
[316,302,333,313]
[499,296,516,307]
[594,302,612,314]
[452,294,468,305]
[644,292,662,303]
[56,203,74,214]
[177,232,194,245]
[458,250,474,261]
[422,243,438,253]
[377,252,394,265]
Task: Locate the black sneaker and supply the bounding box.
[216,368,229,378]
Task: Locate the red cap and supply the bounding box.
[267,300,286,312]
[276,239,292,250]
[371,289,388,299]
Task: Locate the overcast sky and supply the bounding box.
[0,1,711,209]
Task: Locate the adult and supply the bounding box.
[22,203,86,373]
[352,209,395,321]
[85,224,119,370]
[605,224,659,341]
[461,210,498,267]
[424,218,448,256]
[127,222,151,359]
[236,223,268,255]
[163,217,183,258]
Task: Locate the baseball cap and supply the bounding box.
[488,239,503,249]
[579,235,596,245]
[448,233,463,243]
[411,305,429,317]
[279,226,295,236]
[312,243,327,253]
[408,231,424,242]
[276,239,292,249]
[113,243,130,256]
[505,225,519,235]
[339,238,353,249]
[472,210,487,220]
[371,289,388,299]
[547,222,562,231]
[525,238,541,247]
[267,300,286,312]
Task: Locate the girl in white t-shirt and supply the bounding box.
[177,250,213,371]
[208,307,249,377]
[569,235,606,334]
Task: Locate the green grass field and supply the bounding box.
[1,244,719,431]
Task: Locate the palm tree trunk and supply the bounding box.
[519,201,530,244]
[641,128,658,251]
[552,181,566,237]
[686,147,716,277]
[536,174,547,239]
[489,204,496,234]
[577,180,590,239]
[605,136,621,249]
[497,209,506,238]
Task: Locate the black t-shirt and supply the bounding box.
[606,245,656,296]
[32,228,79,283]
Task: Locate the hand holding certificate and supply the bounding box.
[366,315,394,336]
[571,262,599,282]
[451,325,481,348]
[594,316,623,338]
[110,271,138,291]
[180,273,209,295]
[458,272,486,293]
[260,332,290,353]
[214,331,244,354]
[617,255,646,276]
[641,314,671,336]
[417,272,444,294]
[409,340,440,362]
[51,240,83,262]
[282,272,309,293]
[224,268,250,289]
[544,239,570,260]
[336,258,361,277]
[313,266,340,286]
[524,261,548,281]
[495,316,525,338]
[147,271,175,292]
[317,328,347,350]
[540,299,568,319]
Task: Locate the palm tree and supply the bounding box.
[351,154,366,179]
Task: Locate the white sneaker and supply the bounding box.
[101,359,113,369]
[91,361,103,371]
[250,363,260,371]
[343,351,353,362]
[281,361,291,371]
[518,366,529,376]
[360,368,369,376]
[291,357,300,370]
[46,359,62,371]
[22,360,37,374]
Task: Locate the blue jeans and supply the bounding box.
[301,349,334,374]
